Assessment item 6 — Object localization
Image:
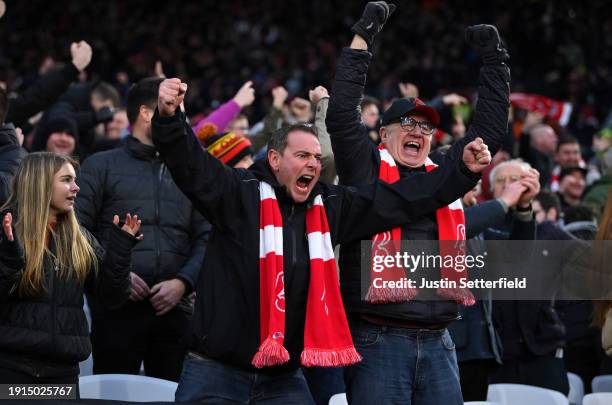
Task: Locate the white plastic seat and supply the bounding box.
[568,372,585,405]
[583,392,612,405]
[329,393,348,405]
[465,402,500,405]
[591,375,612,393]
[487,383,569,405]
[79,374,177,402]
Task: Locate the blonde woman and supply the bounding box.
[0,152,142,385]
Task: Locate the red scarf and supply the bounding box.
[252,182,361,368]
[367,146,475,306]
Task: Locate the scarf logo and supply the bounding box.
[275,272,285,312]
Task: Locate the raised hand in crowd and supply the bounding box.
[442,93,468,106]
[351,1,396,48]
[398,82,419,98]
[233,80,255,108]
[518,168,541,208]
[463,137,492,173]
[0,1,5,19]
[1,212,26,270]
[149,279,186,316]
[271,86,288,110]
[289,97,312,123]
[154,60,165,78]
[498,179,528,209]
[308,85,329,105]
[465,24,510,64]
[70,40,93,72]
[158,78,188,117]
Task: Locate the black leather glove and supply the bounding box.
[95,106,115,124]
[0,211,25,271]
[351,1,396,48]
[465,24,510,65]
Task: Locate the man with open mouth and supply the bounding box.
[326,2,514,404]
[150,75,490,404]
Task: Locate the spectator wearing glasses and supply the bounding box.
[326,2,512,404]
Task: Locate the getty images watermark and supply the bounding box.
[360,240,612,300]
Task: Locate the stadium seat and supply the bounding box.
[591,375,612,393]
[329,393,348,405]
[487,383,569,405]
[79,374,177,402]
[464,402,500,404]
[582,392,612,405]
[568,372,585,405]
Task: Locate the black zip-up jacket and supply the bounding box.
[326,48,511,325]
[76,136,210,305]
[0,124,27,205]
[0,222,137,378]
[151,110,480,373]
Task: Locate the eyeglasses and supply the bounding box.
[400,116,435,135]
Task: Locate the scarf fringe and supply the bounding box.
[301,347,363,367]
[437,287,476,306]
[251,337,290,368]
[366,285,419,304]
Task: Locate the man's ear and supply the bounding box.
[379,126,388,143]
[140,105,153,124]
[268,149,281,172]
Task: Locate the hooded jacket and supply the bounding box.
[151,110,480,373]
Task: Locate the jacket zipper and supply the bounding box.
[48,259,59,378]
[288,204,296,268]
[152,155,162,280]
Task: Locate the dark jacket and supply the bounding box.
[151,110,480,373]
[5,64,80,129]
[486,215,566,358]
[326,48,511,325]
[0,124,27,205]
[0,222,136,378]
[76,136,210,303]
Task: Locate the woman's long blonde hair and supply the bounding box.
[1,152,98,296]
[593,188,612,328]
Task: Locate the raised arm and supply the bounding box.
[6,41,92,128]
[152,79,242,230]
[309,86,336,183]
[441,25,511,163]
[327,2,396,185]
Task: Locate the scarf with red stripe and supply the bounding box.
[366,145,475,306]
[252,182,362,368]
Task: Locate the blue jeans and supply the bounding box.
[175,352,315,404]
[344,321,462,405]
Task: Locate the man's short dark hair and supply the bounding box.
[0,86,7,124]
[361,96,379,110]
[126,77,163,125]
[556,135,579,152]
[92,82,121,109]
[535,190,561,214]
[267,124,318,155]
[563,204,596,224]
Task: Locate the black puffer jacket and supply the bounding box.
[327,48,511,325]
[76,136,210,302]
[0,124,27,206]
[151,110,479,373]
[0,221,137,378]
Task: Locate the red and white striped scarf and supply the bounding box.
[366,145,475,306]
[252,182,362,368]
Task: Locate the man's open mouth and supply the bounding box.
[296,175,314,191]
[403,141,420,152]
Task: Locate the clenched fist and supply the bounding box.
[158,78,188,117]
[462,137,492,173]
